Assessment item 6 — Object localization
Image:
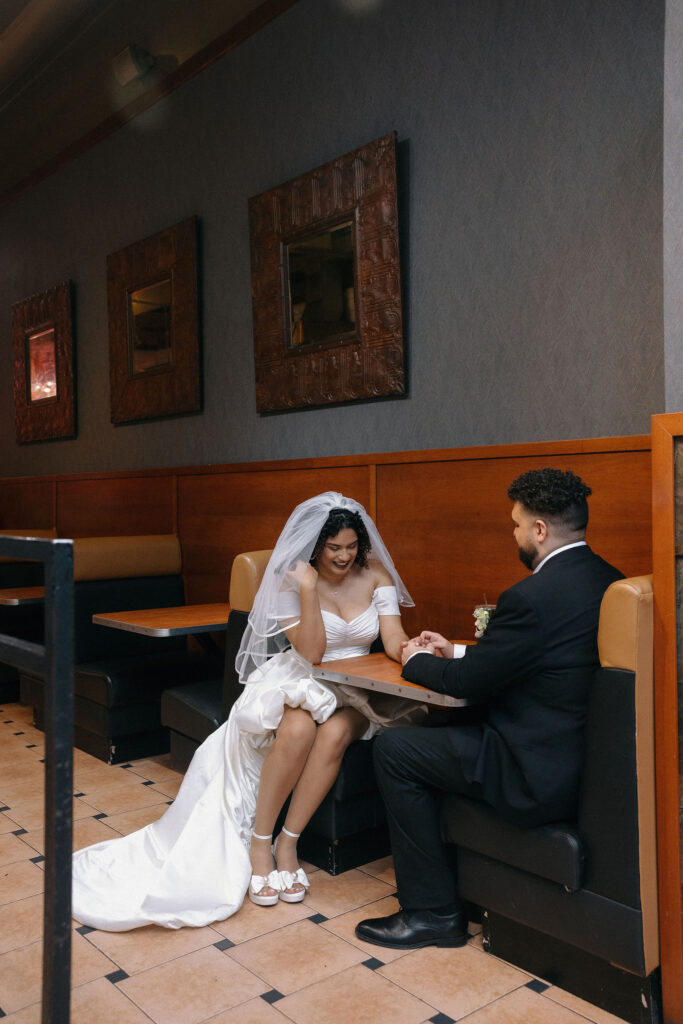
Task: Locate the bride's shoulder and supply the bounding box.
[367,559,392,590]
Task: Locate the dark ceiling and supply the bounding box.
[0,0,275,203]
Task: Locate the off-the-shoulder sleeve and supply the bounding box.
[372,585,400,616]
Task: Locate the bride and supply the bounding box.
[72,492,419,930]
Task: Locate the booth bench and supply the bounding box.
[443,576,659,1024]
[20,534,216,763]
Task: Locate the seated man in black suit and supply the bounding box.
[356,467,623,950]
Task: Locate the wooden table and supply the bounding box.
[92,603,230,637]
[0,586,45,606]
[314,652,468,707]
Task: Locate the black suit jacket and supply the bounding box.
[402,545,623,823]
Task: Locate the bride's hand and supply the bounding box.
[419,630,453,659]
[285,560,318,591]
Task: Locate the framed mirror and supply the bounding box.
[12,281,76,443]
[107,217,199,424]
[249,133,406,412]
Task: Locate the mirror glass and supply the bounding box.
[27,327,57,403]
[286,222,356,349]
[128,279,173,375]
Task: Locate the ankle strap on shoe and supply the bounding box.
[281,825,301,839]
[252,831,272,841]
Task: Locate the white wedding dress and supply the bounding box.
[72,587,420,931]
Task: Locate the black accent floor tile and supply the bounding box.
[13,731,24,736]
[76,925,95,935]
[0,805,8,812]
[12,829,27,836]
[30,855,45,864]
[3,720,12,724]
[26,744,36,749]
[429,1014,455,1024]
[261,990,284,1004]
[142,779,154,786]
[73,792,85,798]
[213,938,235,950]
[106,969,129,984]
[308,912,328,923]
[362,957,384,970]
[120,763,132,768]
[525,978,550,994]
[0,1005,6,1016]
[93,813,108,820]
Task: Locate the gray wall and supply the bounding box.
[0,0,664,478]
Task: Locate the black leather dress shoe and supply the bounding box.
[355,908,468,949]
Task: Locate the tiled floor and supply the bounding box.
[0,702,628,1024]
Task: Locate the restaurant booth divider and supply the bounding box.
[20,535,217,763]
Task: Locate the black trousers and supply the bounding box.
[373,724,488,910]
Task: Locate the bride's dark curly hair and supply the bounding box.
[310,508,371,568]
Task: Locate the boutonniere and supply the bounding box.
[473,604,495,639]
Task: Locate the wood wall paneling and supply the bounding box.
[0,479,54,529]
[376,448,652,640]
[56,476,176,538]
[178,466,372,603]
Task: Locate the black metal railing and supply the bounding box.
[0,535,74,1024]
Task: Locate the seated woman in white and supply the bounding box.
[72,492,420,930]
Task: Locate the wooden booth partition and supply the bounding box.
[375,438,652,640]
[651,412,683,1024]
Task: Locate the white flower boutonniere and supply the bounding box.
[473,604,495,639]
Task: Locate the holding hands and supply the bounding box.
[399,630,455,665]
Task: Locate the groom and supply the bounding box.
[356,467,623,949]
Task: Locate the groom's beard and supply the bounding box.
[517,543,537,572]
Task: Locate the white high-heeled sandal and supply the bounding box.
[249,831,281,907]
[274,826,310,904]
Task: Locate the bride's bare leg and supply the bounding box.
[250,707,317,893]
[275,708,367,884]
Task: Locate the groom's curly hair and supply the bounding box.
[310,508,372,568]
[508,468,591,533]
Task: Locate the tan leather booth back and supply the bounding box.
[598,574,658,973]
[229,550,272,612]
[72,535,182,582]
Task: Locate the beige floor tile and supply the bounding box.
[0,779,46,805]
[3,795,98,831]
[228,918,365,995]
[303,867,396,918]
[86,922,221,974]
[124,759,182,784]
[211,894,313,943]
[461,985,596,1023]
[0,860,45,906]
[0,1002,41,1023]
[0,811,22,834]
[72,781,169,816]
[75,763,147,791]
[319,895,413,963]
[70,975,163,1023]
[118,945,267,1024]
[0,832,35,866]
[150,776,182,799]
[277,962,431,1024]
[23,814,119,856]
[205,995,300,1024]
[72,748,106,772]
[0,932,116,1013]
[379,942,530,1020]
[545,985,630,1024]
[104,803,169,836]
[0,893,43,954]
[357,855,396,886]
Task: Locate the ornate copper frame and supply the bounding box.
[248,133,406,412]
[107,217,200,424]
[12,280,76,443]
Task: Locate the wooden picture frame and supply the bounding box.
[12,280,76,443]
[107,217,200,424]
[248,132,406,413]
